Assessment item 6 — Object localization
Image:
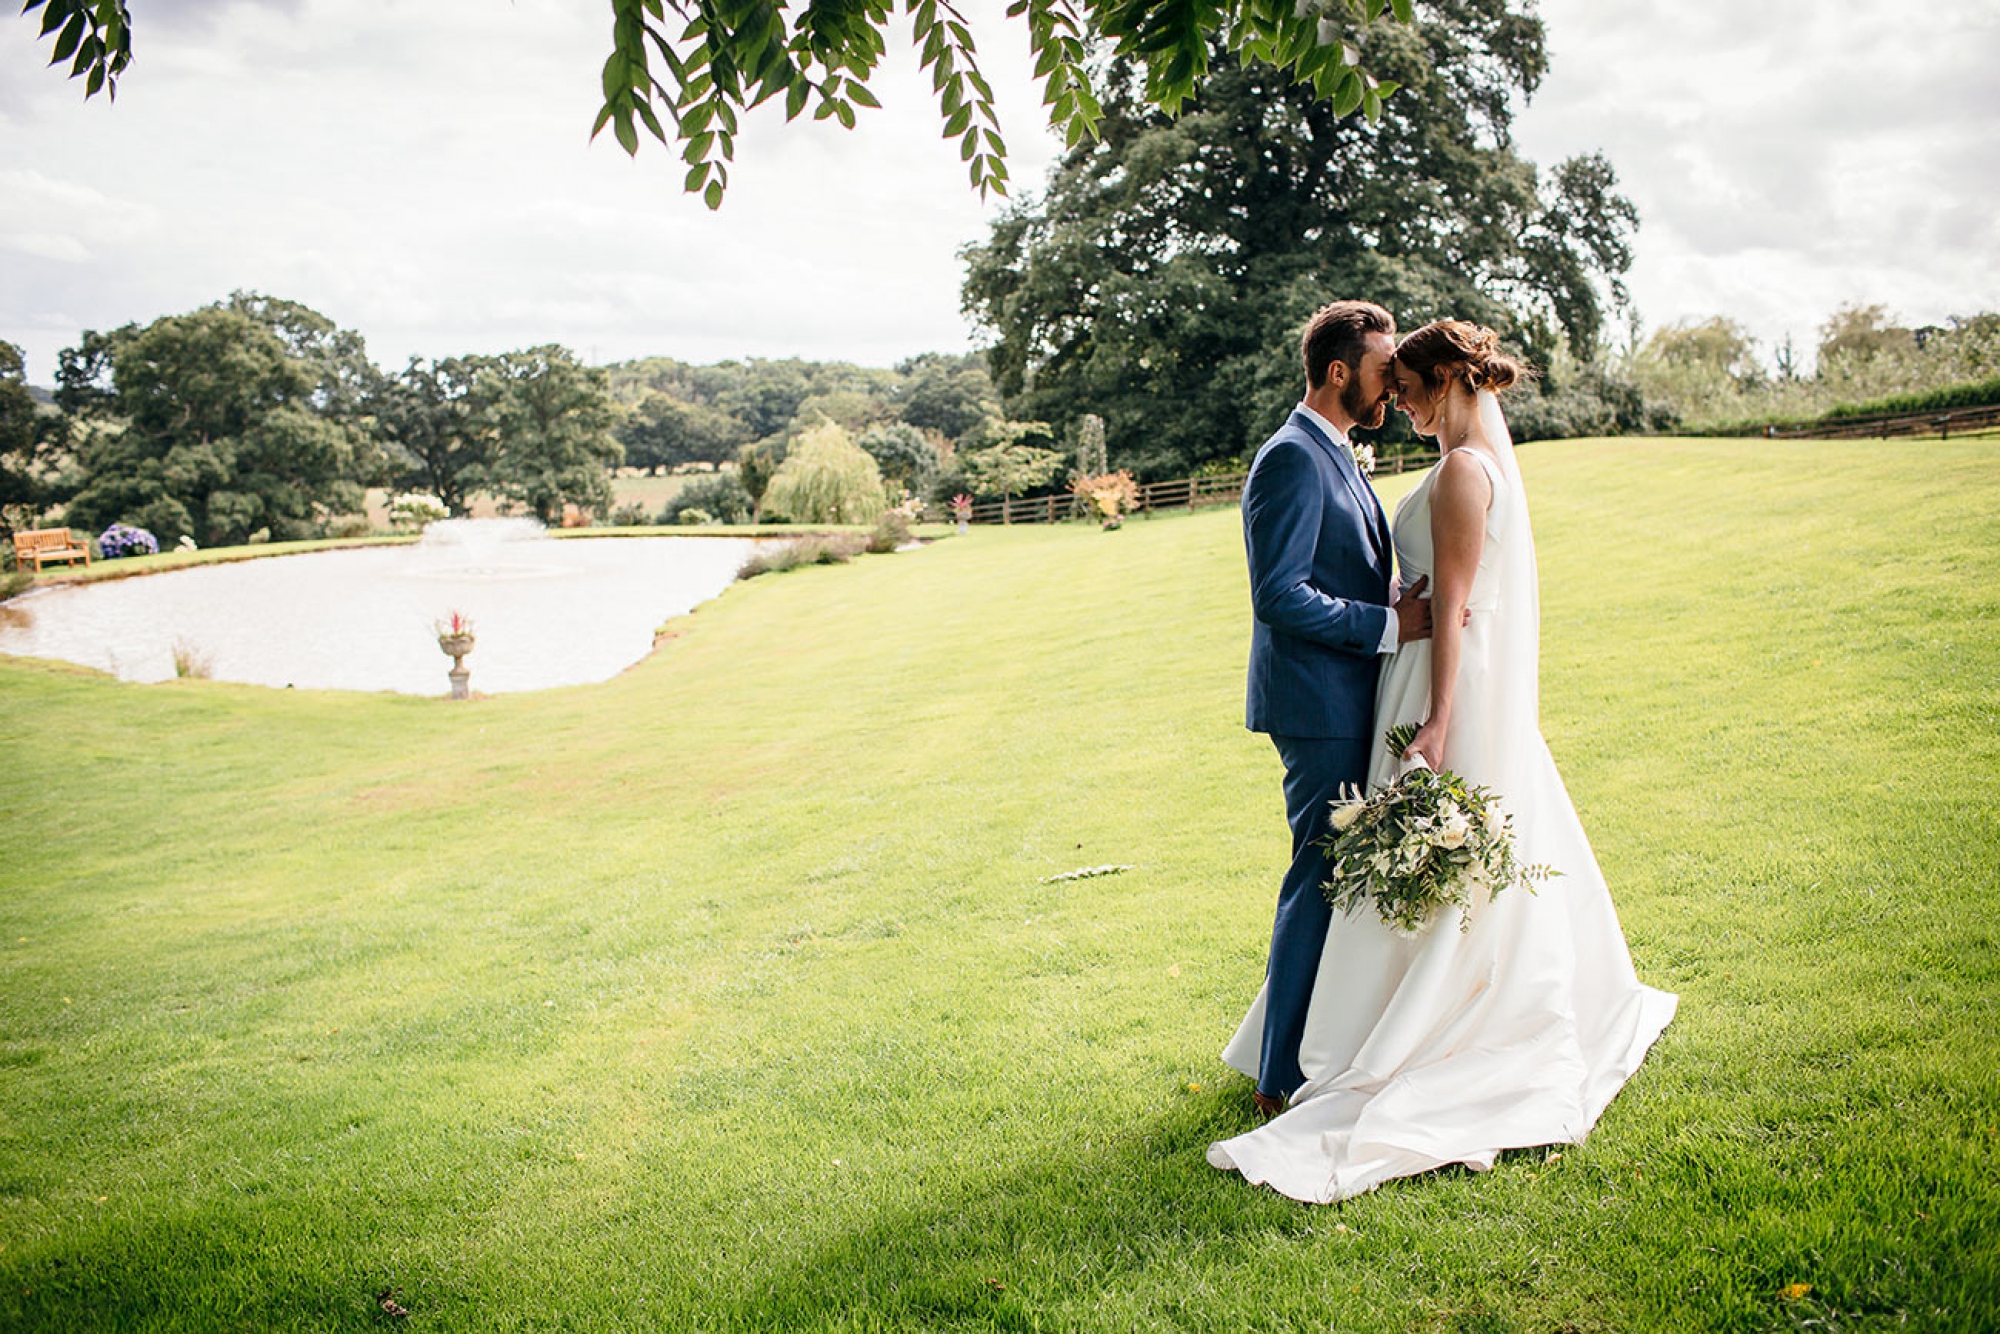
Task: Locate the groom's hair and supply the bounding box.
[1302,301,1395,389]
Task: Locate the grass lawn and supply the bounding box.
[2,438,1995,1331]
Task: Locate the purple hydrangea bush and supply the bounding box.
[98,524,160,559]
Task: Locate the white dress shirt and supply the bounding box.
[1296,401,1399,656]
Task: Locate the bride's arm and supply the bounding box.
[1404,450,1492,769]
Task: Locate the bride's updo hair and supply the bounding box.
[1392,320,1530,395]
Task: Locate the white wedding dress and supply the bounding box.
[1208,392,1677,1204]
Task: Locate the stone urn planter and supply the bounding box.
[435,612,476,699]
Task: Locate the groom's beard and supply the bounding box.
[1341,375,1388,431]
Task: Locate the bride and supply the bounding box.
[1207,319,1677,1204]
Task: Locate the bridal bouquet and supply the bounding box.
[1319,725,1555,935]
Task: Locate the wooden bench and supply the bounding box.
[11,527,92,571]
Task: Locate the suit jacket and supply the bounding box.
[1242,409,1394,738]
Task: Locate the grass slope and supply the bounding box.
[1,439,1995,1332]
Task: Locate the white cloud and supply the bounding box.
[1,0,1060,381]
[1514,0,2000,359]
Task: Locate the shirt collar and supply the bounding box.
[1295,401,1350,454]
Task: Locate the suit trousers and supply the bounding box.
[1259,731,1374,1100]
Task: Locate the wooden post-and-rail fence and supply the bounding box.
[1751,401,2000,442]
[962,449,1440,526]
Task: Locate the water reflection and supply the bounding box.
[0,527,763,694]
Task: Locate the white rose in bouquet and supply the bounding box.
[1439,810,1471,849]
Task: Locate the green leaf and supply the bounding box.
[1391,0,1413,21]
[834,99,855,128]
[51,11,86,64]
[1332,66,1363,116]
[785,80,811,119]
[601,55,630,101]
[704,179,724,209]
[684,161,712,192]
[614,113,640,155]
[847,81,882,110]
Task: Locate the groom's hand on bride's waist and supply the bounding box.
[1392,576,1472,644]
[1394,575,1434,642]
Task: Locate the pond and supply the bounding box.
[0,522,765,695]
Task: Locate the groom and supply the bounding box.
[1240,299,1432,1117]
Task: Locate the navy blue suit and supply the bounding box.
[1241,408,1394,1099]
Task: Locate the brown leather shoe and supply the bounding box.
[1252,1090,1285,1119]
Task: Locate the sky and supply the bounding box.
[3,0,1996,386]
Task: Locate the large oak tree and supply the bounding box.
[960,2,1637,476]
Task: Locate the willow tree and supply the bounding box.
[761,420,887,523]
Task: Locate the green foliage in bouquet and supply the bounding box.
[1318,724,1556,935]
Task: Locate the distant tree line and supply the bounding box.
[598,349,1078,526]
[0,295,1095,557]
[1617,306,2000,434]
[2,293,623,553]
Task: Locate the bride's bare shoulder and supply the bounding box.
[1433,446,1497,503]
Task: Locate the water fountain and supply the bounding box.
[409,516,567,581]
